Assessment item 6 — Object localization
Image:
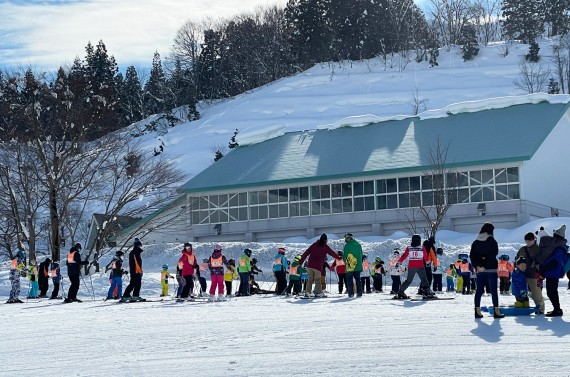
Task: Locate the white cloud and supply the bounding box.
[0,0,286,70]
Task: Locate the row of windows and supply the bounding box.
[190,167,520,224]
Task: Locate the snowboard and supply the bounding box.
[483,306,536,316]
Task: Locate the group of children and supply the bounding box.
[6,251,63,303]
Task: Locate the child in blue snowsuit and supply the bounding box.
[7,251,26,303]
[512,257,529,308]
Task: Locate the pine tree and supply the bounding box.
[525,40,540,62]
[548,77,561,94]
[545,0,570,37]
[197,29,224,99]
[214,150,224,162]
[229,129,239,149]
[501,0,546,43]
[460,24,480,61]
[144,51,168,115]
[121,66,144,123]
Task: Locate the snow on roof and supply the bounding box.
[179,99,570,193]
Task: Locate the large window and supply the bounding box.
[189,166,521,223]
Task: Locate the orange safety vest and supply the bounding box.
[67,251,76,264]
[50,268,58,277]
[10,259,17,270]
[362,261,369,271]
[133,256,143,274]
[43,265,49,277]
[460,262,470,273]
[210,256,223,268]
[336,258,345,267]
[239,259,246,267]
[200,263,207,272]
[274,257,282,266]
[446,269,454,277]
[289,265,299,275]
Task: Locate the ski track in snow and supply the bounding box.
[1,282,569,376]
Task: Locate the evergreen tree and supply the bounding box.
[526,40,540,62]
[429,48,439,67]
[285,0,333,66]
[501,0,546,43]
[460,24,480,61]
[545,0,570,36]
[144,51,168,115]
[229,129,239,149]
[167,58,200,120]
[197,29,224,99]
[548,77,561,94]
[214,150,224,162]
[121,66,144,123]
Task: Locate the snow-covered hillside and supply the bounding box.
[133,40,560,183]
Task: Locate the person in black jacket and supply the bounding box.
[121,238,144,302]
[470,223,504,319]
[65,245,89,303]
[38,258,51,298]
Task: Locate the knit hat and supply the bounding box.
[184,242,192,249]
[516,256,527,266]
[553,224,566,239]
[133,238,142,247]
[16,251,25,259]
[278,247,286,254]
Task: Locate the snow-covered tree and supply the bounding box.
[501,0,546,43]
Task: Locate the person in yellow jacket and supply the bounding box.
[160,264,174,296]
[224,259,238,296]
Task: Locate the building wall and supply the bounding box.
[522,108,570,212]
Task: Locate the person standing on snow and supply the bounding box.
[360,254,372,294]
[237,249,252,296]
[177,242,200,300]
[538,225,568,317]
[208,244,230,301]
[199,258,210,296]
[299,233,338,297]
[285,255,306,296]
[106,250,125,300]
[389,250,403,294]
[7,251,26,303]
[27,261,39,299]
[330,251,347,294]
[395,235,434,299]
[515,232,545,313]
[421,237,437,294]
[343,233,364,298]
[470,223,504,319]
[49,261,62,299]
[432,248,444,292]
[65,244,89,303]
[224,259,238,296]
[121,238,145,302]
[272,247,288,295]
[38,257,51,298]
[373,257,387,292]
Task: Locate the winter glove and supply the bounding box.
[259,269,263,273]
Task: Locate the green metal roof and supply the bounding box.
[180,101,570,193]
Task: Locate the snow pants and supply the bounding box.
[274,270,287,295]
[432,274,443,292]
[67,275,80,300]
[527,277,544,311]
[29,281,39,298]
[51,281,60,299]
[499,276,511,293]
[161,281,169,296]
[346,271,362,297]
[446,276,455,292]
[306,268,322,295]
[238,272,250,295]
[9,272,20,299]
[199,276,207,294]
[286,279,301,295]
[461,273,471,294]
[225,281,233,295]
[361,276,371,293]
[456,276,463,292]
[209,275,224,295]
[398,267,430,295]
[545,278,561,311]
[391,275,401,293]
[123,273,142,298]
[108,277,122,299]
[337,273,347,294]
[373,275,383,291]
[180,275,195,298]
[38,277,49,297]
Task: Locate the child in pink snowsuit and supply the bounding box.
[208,244,229,300]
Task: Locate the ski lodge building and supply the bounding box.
[123,96,570,243]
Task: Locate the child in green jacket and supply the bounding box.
[286,255,306,296]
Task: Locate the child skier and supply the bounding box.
[360,254,372,294]
[498,255,514,294]
[512,257,529,308]
[49,262,62,299]
[106,250,125,300]
[330,251,347,294]
[446,264,457,292]
[199,258,210,296]
[458,257,473,295]
[237,249,252,296]
[208,244,229,301]
[161,264,174,297]
[388,250,404,294]
[372,257,386,292]
[286,255,306,296]
[272,247,288,295]
[28,261,39,299]
[224,259,238,296]
[7,251,26,304]
[454,258,463,293]
[432,248,444,292]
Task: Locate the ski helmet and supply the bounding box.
[228,259,235,266]
[362,254,368,260]
[337,250,343,257]
[184,242,192,249]
[75,242,82,251]
[294,255,301,262]
[115,250,124,257]
[278,247,286,254]
[244,248,252,257]
[251,258,258,264]
[133,238,142,247]
[375,256,382,262]
[162,264,168,270]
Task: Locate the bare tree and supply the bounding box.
[427,0,472,47]
[551,37,570,94]
[470,0,501,45]
[513,61,551,93]
[409,87,429,115]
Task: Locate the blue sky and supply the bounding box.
[0,0,429,73]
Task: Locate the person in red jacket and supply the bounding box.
[330,251,347,294]
[395,234,434,299]
[298,233,338,297]
[177,242,200,300]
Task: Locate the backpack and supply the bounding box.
[346,254,357,271]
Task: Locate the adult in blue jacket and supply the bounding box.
[273,247,288,295]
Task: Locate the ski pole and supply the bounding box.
[88,273,95,300]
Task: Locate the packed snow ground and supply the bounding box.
[2,218,570,376]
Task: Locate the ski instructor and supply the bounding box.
[298,233,338,297]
